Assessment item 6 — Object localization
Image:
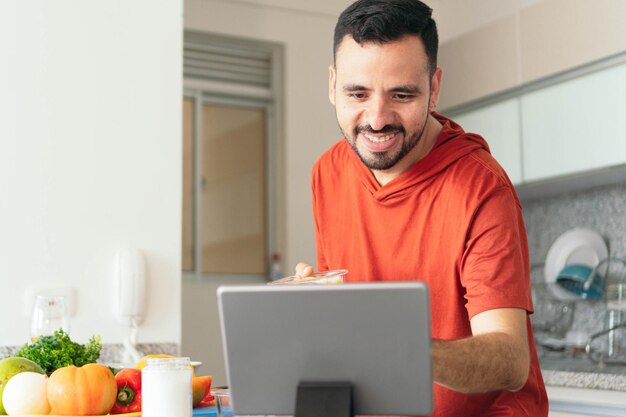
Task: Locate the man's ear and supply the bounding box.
[329,64,337,106]
[429,67,443,112]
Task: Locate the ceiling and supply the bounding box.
[226,0,543,43]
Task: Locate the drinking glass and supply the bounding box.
[142,357,193,417]
[30,295,70,342]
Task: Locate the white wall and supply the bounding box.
[0,1,182,347]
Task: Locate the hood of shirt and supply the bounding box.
[347,112,491,202]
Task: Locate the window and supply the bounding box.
[182,31,282,279]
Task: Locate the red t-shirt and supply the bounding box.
[311,113,548,417]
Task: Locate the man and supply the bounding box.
[295,0,549,416]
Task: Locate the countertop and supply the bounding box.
[540,353,626,391]
[3,345,626,391]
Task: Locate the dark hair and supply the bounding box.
[333,0,439,76]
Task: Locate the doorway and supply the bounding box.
[180,31,283,385]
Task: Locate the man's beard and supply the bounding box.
[342,123,426,171]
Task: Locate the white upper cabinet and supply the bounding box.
[453,98,523,185]
[521,61,626,182]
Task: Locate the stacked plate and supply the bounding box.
[544,228,608,300]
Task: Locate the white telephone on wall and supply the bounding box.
[112,247,148,326]
[112,246,148,365]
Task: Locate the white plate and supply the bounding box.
[544,228,608,300]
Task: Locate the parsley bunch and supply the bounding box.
[16,329,102,375]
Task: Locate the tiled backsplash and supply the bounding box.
[522,182,626,337]
[0,343,178,364]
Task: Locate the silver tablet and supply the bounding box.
[217,282,432,416]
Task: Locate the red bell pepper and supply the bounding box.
[110,368,142,414]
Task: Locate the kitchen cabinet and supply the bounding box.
[521,60,626,182]
[450,57,626,193]
[437,0,626,110]
[453,98,522,185]
[547,386,626,417]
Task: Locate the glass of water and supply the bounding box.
[30,295,70,342]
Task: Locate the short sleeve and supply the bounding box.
[312,163,329,272]
[460,186,532,319]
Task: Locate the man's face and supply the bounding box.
[329,35,441,173]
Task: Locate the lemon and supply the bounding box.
[134,354,174,370]
[135,354,195,376]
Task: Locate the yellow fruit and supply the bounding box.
[135,354,196,377]
[134,354,174,370]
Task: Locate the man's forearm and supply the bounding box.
[432,332,529,394]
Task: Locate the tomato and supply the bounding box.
[47,363,117,416]
[110,368,142,414]
[192,375,215,408]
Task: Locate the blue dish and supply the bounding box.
[192,405,234,417]
[192,406,235,417]
[556,263,604,300]
[192,406,218,416]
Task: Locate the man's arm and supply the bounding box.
[431,307,530,394]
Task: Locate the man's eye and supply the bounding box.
[348,93,367,100]
[394,94,414,101]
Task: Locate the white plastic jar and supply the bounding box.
[142,357,193,417]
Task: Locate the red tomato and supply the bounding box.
[193,375,215,408]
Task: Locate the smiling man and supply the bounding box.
[296,0,549,416]
[329,32,441,186]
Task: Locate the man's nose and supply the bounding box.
[365,96,394,131]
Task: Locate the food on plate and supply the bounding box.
[110,368,142,414]
[269,269,347,285]
[0,356,45,414]
[1,371,50,415]
[47,363,116,416]
[192,375,215,408]
[15,329,102,375]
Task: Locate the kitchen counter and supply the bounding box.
[5,345,626,391]
[540,354,626,391]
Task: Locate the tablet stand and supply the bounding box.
[295,382,353,417]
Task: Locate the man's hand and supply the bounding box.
[295,262,314,278]
[432,308,530,394]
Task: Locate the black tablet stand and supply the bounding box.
[295,382,354,417]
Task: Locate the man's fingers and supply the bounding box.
[295,262,314,277]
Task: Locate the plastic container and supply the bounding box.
[142,357,193,417]
[268,269,348,285]
[531,283,575,339]
[213,389,234,417]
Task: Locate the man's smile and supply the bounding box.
[363,132,395,143]
[359,131,401,152]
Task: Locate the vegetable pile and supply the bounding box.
[0,350,215,416]
[1,345,215,415]
[15,329,101,375]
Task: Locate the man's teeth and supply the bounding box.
[364,133,395,143]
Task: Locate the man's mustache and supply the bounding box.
[355,124,404,135]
